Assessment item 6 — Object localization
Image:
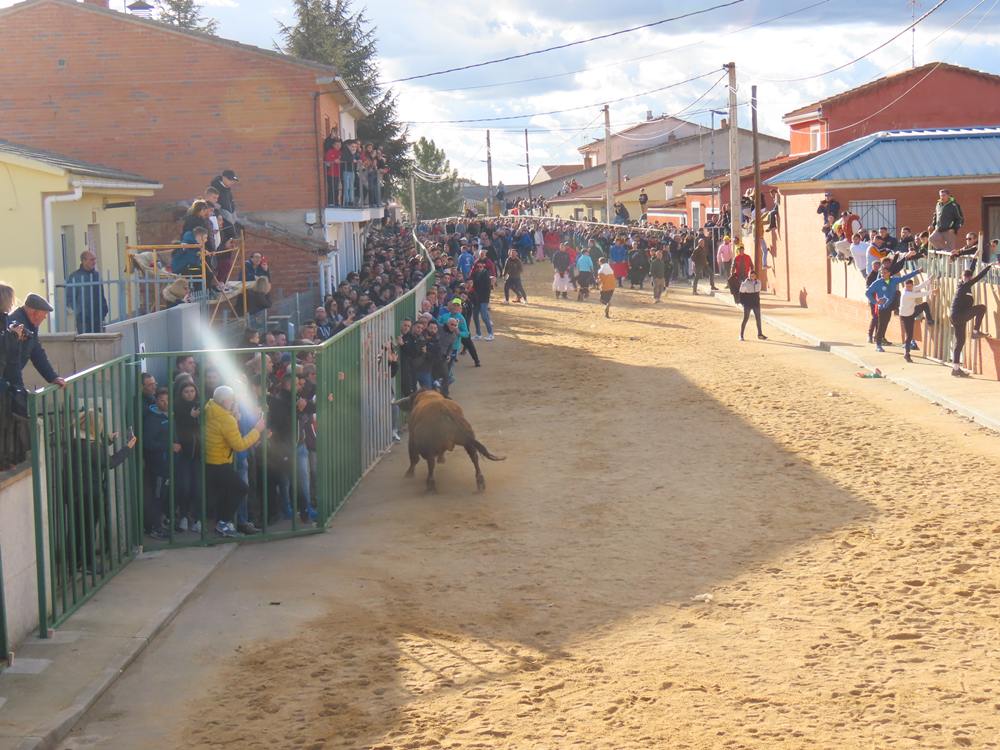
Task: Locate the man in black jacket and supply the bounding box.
[3,294,65,396]
[210,170,240,241]
[950,262,993,377]
[930,188,963,252]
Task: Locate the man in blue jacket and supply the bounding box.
[866,267,922,352]
[2,293,66,397]
[65,250,109,333]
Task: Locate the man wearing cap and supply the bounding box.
[2,294,66,395]
[457,241,475,280]
[65,250,109,334]
[210,169,240,242]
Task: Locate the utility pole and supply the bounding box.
[751,84,763,277]
[603,104,613,223]
[409,172,416,223]
[724,62,740,242]
[486,129,494,217]
[524,128,533,210]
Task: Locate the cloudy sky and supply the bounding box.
[61,0,1000,182]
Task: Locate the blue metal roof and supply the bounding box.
[767,127,1000,185]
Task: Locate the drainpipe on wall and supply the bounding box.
[313,91,327,243]
[43,185,84,329]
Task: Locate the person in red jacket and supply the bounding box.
[728,243,755,303]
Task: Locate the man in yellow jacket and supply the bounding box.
[205,385,265,537]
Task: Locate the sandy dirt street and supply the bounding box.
[64,263,1000,750]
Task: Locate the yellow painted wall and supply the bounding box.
[0,158,150,329]
[549,200,606,222]
[0,160,62,301]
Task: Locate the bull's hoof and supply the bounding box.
[476,475,485,491]
[404,468,415,478]
[438,454,446,464]
[426,479,437,493]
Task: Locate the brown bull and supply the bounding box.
[393,390,504,492]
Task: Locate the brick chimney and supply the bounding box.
[83,0,110,7]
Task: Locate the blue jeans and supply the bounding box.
[235,456,249,524]
[416,370,433,389]
[473,302,493,336]
[342,170,355,206]
[296,444,312,510]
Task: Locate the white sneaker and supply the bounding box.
[485,334,495,341]
[190,520,202,534]
[178,516,189,532]
[392,430,401,442]
[472,334,482,340]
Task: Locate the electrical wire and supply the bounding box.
[757,0,952,83]
[434,0,832,94]
[404,69,720,124]
[820,0,998,137]
[384,1,744,84]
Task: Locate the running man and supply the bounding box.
[597,256,616,318]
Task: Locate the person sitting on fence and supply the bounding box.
[65,250,109,334]
[204,385,265,537]
[930,188,964,253]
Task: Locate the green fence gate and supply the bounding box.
[27,233,433,636]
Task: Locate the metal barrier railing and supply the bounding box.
[919,249,998,371]
[29,355,143,635]
[28,233,431,635]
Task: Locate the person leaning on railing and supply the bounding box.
[2,294,66,435]
[63,409,137,574]
[204,385,265,538]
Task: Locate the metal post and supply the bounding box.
[524,128,533,210]
[409,172,416,223]
[486,129,494,217]
[752,84,763,275]
[603,104,613,223]
[725,62,740,240]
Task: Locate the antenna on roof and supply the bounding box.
[908,0,920,68]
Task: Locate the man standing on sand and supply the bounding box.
[650,248,667,303]
[597,256,616,319]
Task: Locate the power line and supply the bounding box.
[821,0,997,136]
[404,69,720,124]
[758,0,952,83]
[384,1,744,85]
[433,0,832,94]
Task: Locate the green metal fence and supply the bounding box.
[27,232,433,635]
[0,540,8,666]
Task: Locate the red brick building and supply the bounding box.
[783,63,1000,156]
[768,128,1000,373]
[0,0,378,293]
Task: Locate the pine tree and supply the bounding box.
[155,0,219,35]
[411,138,462,220]
[279,0,409,191]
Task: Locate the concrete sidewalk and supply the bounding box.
[0,545,235,750]
[703,290,1000,433]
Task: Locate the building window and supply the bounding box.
[849,199,897,235]
[809,125,822,153]
[692,201,702,230]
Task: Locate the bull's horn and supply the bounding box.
[390,397,408,407]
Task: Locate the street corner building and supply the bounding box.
[0,0,381,295]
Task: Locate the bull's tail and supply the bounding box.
[472,440,505,462]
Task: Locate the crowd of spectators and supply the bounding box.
[138,224,432,539]
[323,127,390,208]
